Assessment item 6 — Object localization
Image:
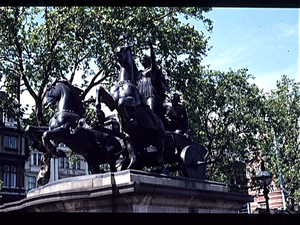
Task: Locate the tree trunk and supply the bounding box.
[35,99,46,127]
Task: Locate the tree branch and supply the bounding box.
[0,56,19,66]
[154,8,175,21]
[6,67,21,76]
[39,12,67,101]
[82,69,110,99]
[70,48,92,83]
[12,8,37,102]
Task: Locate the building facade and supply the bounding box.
[24,143,89,193]
[247,162,286,213]
[1,90,89,203]
[0,91,30,204]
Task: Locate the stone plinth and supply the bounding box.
[0,170,253,213]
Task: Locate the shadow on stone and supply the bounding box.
[0,170,253,213]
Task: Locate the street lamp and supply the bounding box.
[255,161,272,213]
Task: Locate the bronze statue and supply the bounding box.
[138,40,170,124]
[26,80,122,186]
[138,41,189,137]
[164,93,189,137]
[25,42,208,187]
[96,44,207,179]
[96,44,169,175]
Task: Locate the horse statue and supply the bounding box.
[25,80,122,186]
[95,44,169,175]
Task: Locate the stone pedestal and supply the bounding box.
[0,170,253,213]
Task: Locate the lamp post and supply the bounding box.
[255,161,272,213]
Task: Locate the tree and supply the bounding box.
[172,63,266,189]
[0,6,212,127]
[262,75,300,210]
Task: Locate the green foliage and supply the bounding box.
[0,93,27,125]
[68,149,80,167]
[1,7,300,206]
[173,65,266,189]
[262,75,300,207]
[0,6,212,127]
[82,96,98,125]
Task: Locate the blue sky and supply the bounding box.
[190,7,299,92]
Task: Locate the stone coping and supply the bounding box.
[0,170,253,212]
[27,169,228,198]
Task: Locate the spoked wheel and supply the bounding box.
[180,144,206,180]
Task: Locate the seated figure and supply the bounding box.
[164,93,189,138]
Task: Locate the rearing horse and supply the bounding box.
[26,80,122,186]
[96,45,169,175]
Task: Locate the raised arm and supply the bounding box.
[148,40,158,76]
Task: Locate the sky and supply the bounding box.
[192,7,299,92]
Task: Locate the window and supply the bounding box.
[3,165,9,187]
[32,154,36,165]
[60,157,64,168]
[59,157,83,169]
[71,160,81,170]
[65,158,69,168]
[4,135,18,149]
[28,176,36,190]
[3,165,16,188]
[37,153,42,165]
[76,160,81,170]
[32,153,42,166]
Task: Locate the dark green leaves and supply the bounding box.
[0,6,212,126]
[174,66,265,189]
[263,75,300,205]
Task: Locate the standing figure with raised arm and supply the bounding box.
[138,39,170,121]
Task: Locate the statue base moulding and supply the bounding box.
[0,169,253,213]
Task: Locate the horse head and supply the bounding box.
[115,45,132,66]
[115,45,139,84]
[44,79,60,110]
[44,80,85,116]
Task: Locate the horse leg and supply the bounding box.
[156,136,169,175]
[37,152,52,186]
[119,144,130,170]
[42,127,68,157]
[107,153,117,172]
[36,128,69,186]
[105,141,122,172]
[125,136,138,170]
[25,125,49,153]
[85,156,100,174]
[96,85,117,112]
[26,125,54,186]
[152,114,170,175]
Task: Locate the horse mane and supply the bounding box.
[56,80,86,116]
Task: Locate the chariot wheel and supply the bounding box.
[180,144,206,180]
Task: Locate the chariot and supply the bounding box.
[97,116,207,180]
